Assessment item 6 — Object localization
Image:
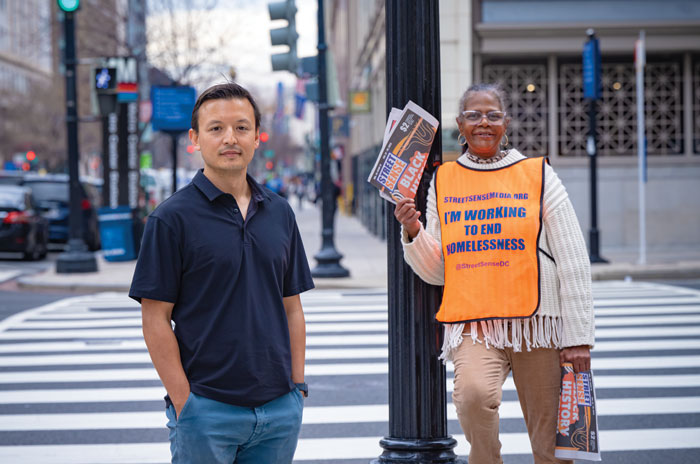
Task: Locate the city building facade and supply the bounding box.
[329,0,700,253]
[0,0,125,172]
[0,0,52,94]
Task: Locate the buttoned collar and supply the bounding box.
[192,169,270,204]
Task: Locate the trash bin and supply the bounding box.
[98,206,136,261]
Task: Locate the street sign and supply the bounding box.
[583,35,601,100]
[349,90,371,113]
[331,115,350,138]
[151,86,196,132]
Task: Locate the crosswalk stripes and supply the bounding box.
[0,282,698,463]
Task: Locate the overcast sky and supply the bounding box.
[204,0,318,93]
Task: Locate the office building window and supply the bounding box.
[482,63,548,156]
[559,58,683,156]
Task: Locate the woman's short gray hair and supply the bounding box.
[458,83,508,114]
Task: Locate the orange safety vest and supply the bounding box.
[435,157,545,323]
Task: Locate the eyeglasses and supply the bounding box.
[460,110,507,125]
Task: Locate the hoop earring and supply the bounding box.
[501,134,509,148]
[457,133,467,146]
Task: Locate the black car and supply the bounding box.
[21,174,101,251]
[0,186,49,260]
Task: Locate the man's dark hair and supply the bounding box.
[191,82,261,132]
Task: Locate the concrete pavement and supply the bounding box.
[17,199,700,292]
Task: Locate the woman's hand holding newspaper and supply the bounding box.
[560,345,591,373]
[394,198,421,241]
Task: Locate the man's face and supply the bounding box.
[189,98,259,175]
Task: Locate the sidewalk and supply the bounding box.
[17,200,700,292]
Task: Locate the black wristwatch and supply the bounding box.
[295,382,308,398]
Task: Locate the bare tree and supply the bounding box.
[146,0,231,86]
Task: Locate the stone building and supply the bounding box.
[328,0,700,254]
[0,0,125,171]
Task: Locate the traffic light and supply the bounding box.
[26,151,36,162]
[260,131,269,143]
[57,0,80,12]
[268,0,298,74]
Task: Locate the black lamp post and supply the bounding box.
[311,0,349,278]
[56,1,97,273]
[372,1,465,462]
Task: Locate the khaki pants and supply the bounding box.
[451,338,572,464]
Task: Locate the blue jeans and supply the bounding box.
[165,389,304,464]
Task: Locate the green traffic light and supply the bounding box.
[57,0,80,12]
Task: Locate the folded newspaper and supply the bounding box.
[555,362,602,461]
[367,101,439,203]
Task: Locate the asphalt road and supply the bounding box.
[0,282,699,463]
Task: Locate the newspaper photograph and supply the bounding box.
[367,101,439,203]
[555,362,602,461]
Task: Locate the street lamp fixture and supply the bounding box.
[55,0,97,273]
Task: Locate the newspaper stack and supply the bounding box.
[367,101,439,203]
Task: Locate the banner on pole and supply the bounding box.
[583,37,601,100]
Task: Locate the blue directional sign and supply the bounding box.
[582,37,601,100]
[151,86,197,132]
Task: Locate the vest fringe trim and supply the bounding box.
[438,314,564,363]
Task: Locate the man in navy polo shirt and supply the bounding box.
[130,82,314,464]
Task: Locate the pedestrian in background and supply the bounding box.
[394,83,594,464]
[130,82,314,464]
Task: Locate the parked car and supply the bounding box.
[0,170,27,186]
[21,174,101,251]
[0,185,49,260]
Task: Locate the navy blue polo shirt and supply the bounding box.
[129,170,314,407]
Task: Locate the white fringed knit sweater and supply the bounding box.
[401,149,595,361]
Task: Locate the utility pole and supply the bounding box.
[267,0,348,277]
[373,1,464,463]
[56,0,98,273]
[635,31,647,265]
[171,133,178,194]
[583,29,607,263]
[311,0,349,278]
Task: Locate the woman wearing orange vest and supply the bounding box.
[394,83,594,464]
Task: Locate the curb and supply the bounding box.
[591,264,700,281]
[16,264,700,293]
[15,276,389,293]
[16,277,131,293]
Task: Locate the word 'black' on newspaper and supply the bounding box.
[367,101,439,204]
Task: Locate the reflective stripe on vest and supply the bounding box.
[435,157,545,324]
